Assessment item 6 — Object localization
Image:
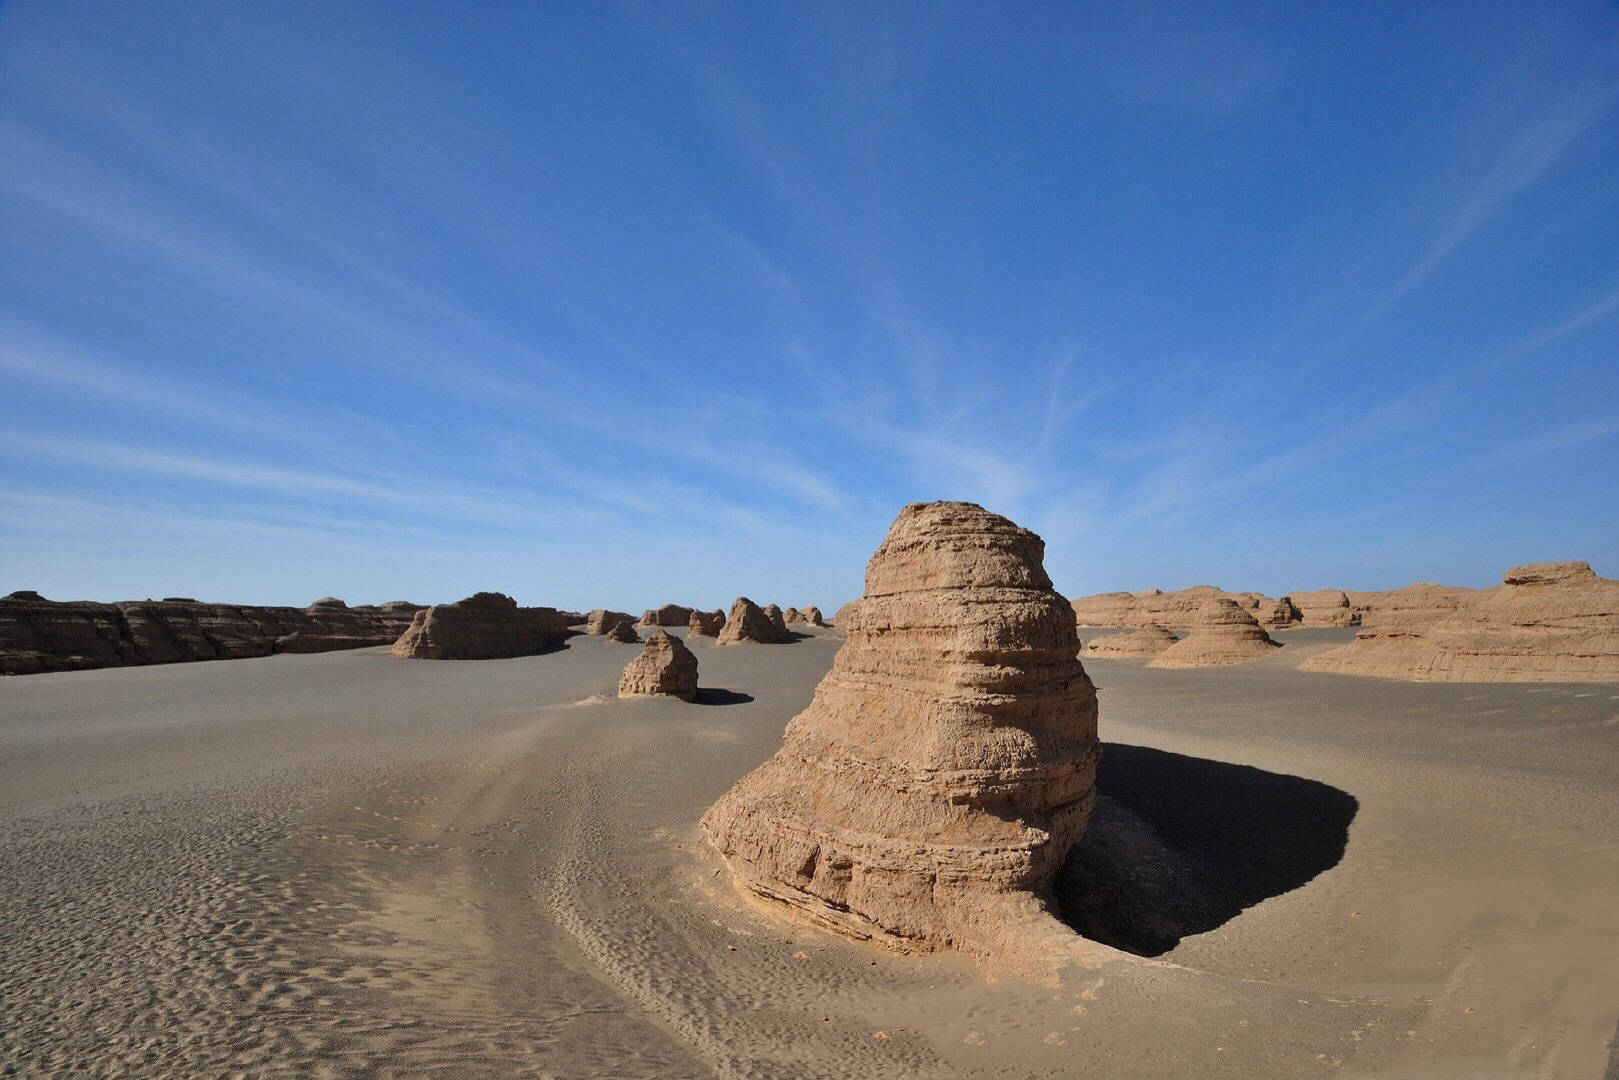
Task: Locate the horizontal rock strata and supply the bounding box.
[1148,600,1282,668]
[1082,624,1179,659]
[390,593,570,660]
[716,598,793,644]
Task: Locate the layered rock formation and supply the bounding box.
[617,629,699,701]
[1071,586,1298,630]
[687,609,726,637]
[800,605,826,627]
[585,609,638,636]
[1082,624,1179,659]
[761,603,789,635]
[637,604,694,628]
[1,592,421,675]
[1347,584,1472,628]
[715,598,793,645]
[783,607,805,624]
[830,600,860,627]
[603,620,642,644]
[390,593,570,660]
[701,501,1101,961]
[1302,562,1619,682]
[1148,600,1282,668]
[1286,589,1360,627]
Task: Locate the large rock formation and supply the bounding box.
[1082,624,1179,659]
[1302,562,1619,682]
[603,619,642,644]
[687,609,726,637]
[1347,583,1473,628]
[390,593,570,660]
[783,607,805,624]
[637,604,694,628]
[1147,599,1282,668]
[1071,586,1298,630]
[585,609,638,636]
[617,629,699,701]
[761,603,789,635]
[715,597,793,645]
[701,501,1101,961]
[0,592,421,675]
[1286,589,1360,628]
[830,600,860,627]
[800,605,826,627]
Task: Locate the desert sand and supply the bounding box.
[3,624,1617,1078]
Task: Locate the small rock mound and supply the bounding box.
[585,609,638,635]
[638,604,694,627]
[761,603,789,634]
[1148,600,1281,668]
[603,620,641,644]
[1286,589,1359,627]
[716,598,793,644]
[390,592,570,660]
[687,609,726,637]
[800,605,826,627]
[783,607,805,624]
[1083,624,1179,659]
[701,501,1101,964]
[617,629,699,701]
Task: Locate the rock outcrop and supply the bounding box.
[800,605,826,627]
[617,629,699,701]
[1286,589,1360,628]
[761,603,789,635]
[1082,624,1179,659]
[585,609,638,636]
[603,620,642,644]
[783,607,805,624]
[715,597,793,645]
[830,600,860,627]
[390,593,570,660]
[1148,600,1282,668]
[1347,584,1472,628]
[701,501,1101,962]
[687,609,726,637]
[1302,562,1619,682]
[0,592,421,675]
[637,604,694,628]
[1071,586,1298,630]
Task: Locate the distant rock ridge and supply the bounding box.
[1303,561,1619,682]
[702,501,1101,964]
[617,629,699,701]
[603,619,641,644]
[1285,589,1359,627]
[638,604,694,627]
[1082,624,1179,659]
[1070,586,1299,630]
[390,593,570,660]
[1,592,422,675]
[584,609,638,636]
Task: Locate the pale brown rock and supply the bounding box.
[390,593,569,660]
[1303,562,1619,682]
[1148,600,1282,668]
[603,620,641,644]
[830,600,860,627]
[1071,586,1297,630]
[638,604,694,627]
[0,592,421,675]
[617,629,699,701]
[687,609,726,637]
[701,501,1101,962]
[800,605,826,627]
[715,598,792,645]
[1286,589,1360,628]
[761,604,789,635]
[783,607,805,624]
[1082,623,1179,659]
[585,609,638,635]
[1347,584,1472,629]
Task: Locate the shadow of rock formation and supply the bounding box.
[1056,743,1357,956]
[693,688,754,706]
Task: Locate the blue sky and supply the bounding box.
[2,1,1616,611]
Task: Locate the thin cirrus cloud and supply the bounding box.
[1,1,1616,607]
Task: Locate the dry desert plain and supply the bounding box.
[3,624,1618,1078]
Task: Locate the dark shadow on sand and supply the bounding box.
[1055,742,1358,957]
[693,688,754,706]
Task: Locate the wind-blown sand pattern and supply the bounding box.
[702,502,1100,965]
[3,624,1618,1077]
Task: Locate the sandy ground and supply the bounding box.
[3,625,1617,1079]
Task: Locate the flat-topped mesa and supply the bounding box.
[1071,586,1298,630]
[1304,561,1619,682]
[1083,623,1179,659]
[715,598,793,644]
[1148,599,1282,668]
[603,619,641,644]
[1286,589,1360,627]
[617,629,699,701]
[800,605,826,627]
[687,609,726,637]
[638,604,694,628]
[584,609,638,636]
[390,593,570,660]
[701,501,1101,963]
[0,592,421,675]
